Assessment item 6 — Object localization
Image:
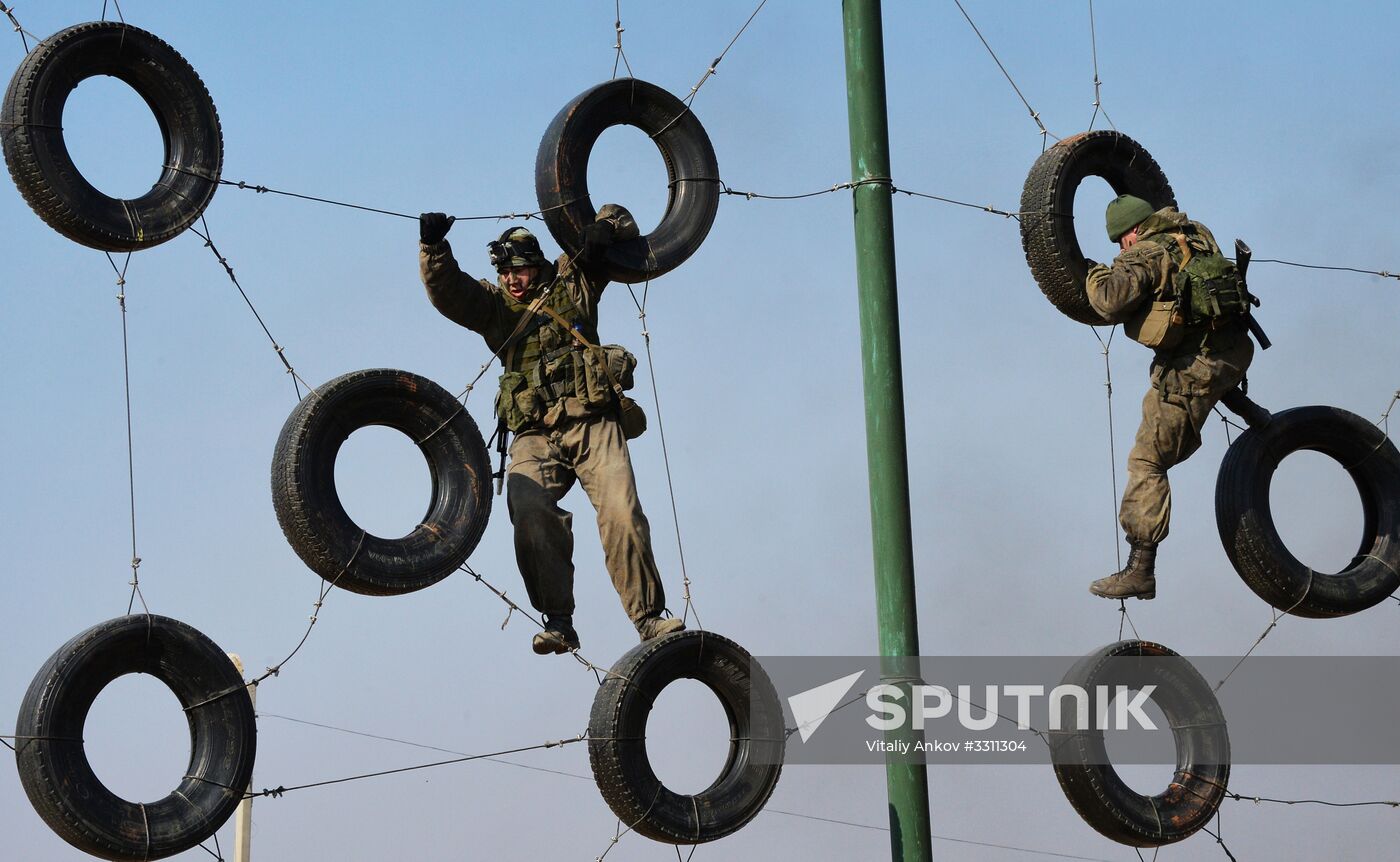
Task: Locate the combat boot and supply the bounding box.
[532,614,580,655]
[636,614,685,642]
[1220,389,1272,429]
[1089,543,1157,600]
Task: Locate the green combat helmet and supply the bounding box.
[488,226,548,271]
[1105,194,1156,242]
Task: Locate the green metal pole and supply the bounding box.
[841,1,933,860]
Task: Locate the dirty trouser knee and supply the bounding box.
[571,415,666,623]
[1118,389,1216,544]
[1119,335,1253,545]
[506,431,577,616]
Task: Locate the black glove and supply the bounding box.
[576,220,617,263]
[420,212,455,245]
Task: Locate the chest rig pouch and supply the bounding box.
[1123,240,1187,350]
[494,291,643,436]
[1124,231,1251,351]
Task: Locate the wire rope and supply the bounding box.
[950,0,1058,149]
[1085,0,1116,132]
[0,0,37,51]
[624,280,701,628]
[104,251,150,616]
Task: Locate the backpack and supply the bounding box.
[1123,230,1252,350]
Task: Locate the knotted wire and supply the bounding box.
[610,0,634,79]
[104,251,150,615]
[951,0,1058,150]
[188,216,311,399]
[1086,0,1116,132]
[0,1,37,51]
[651,0,769,139]
[624,277,701,629]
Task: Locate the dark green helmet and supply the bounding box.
[1105,194,1155,242]
[488,226,548,270]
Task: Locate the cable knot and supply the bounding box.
[265,665,282,678]
[263,786,286,799]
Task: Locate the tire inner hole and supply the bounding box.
[1269,450,1366,575]
[62,75,166,201]
[645,678,732,795]
[335,425,433,540]
[586,125,670,236]
[85,673,192,804]
[1073,176,1121,263]
[1101,689,1175,798]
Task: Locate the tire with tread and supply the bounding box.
[1019,130,1175,325]
[15,614,256,861]
[271,369,492,596]
[536,78,719,284]
[2,21,223,251]
[588,630,784,844]
[1215,405,1400,617]
[1051,640,1229,848]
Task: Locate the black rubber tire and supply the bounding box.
[271,369,492,596]
[1,22,222,252]
[536,78,719,284]
[1019,131,1176,325]
[588,630,784,844]
[1050,640,1229,848]
[14,615,255,861]
[1215,405,1400,618]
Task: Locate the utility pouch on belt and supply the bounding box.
[539,305,647,439]
[1123,240,1186,350]
[578,344,638,408]
[1124,299,1185,350]
[496,371,540,432]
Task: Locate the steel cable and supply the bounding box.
[624,280,701,629]
[0,1,37,51]
[951,0,1059,149]
[104,251,150,616]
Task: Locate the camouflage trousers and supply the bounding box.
[506,412,665,624]
[1120,334,1254,545]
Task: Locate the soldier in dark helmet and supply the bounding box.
[1084,194,1270,600]
[417,205,684,653]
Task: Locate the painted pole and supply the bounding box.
[228,654,255,862]
[841,1,934,860]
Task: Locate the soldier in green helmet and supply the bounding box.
[417,206,684,654]
[1084,194,1269,600]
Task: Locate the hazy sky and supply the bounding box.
[2,2,1398,860]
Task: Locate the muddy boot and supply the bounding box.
[1220,388,1272,429]
[636,614,685,642]
[1089,543,1157,600]
[532,614,580,655]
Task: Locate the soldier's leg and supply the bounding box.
[1118,388,1217,545]
[506,430,578,616]
[567,415,666,624]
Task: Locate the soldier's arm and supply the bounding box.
[419,238,505,336]
[575,203,641,300]
[1085,243,1167,323]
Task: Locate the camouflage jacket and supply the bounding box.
[1086,208,1253,396]
[419,207,634,431]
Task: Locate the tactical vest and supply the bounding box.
[494,281,636,432]
[1124,227,1252,352]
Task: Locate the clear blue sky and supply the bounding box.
[3,2,1398,860]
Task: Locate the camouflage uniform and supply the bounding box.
[1087,208,1254,545]
[419,209,668,628]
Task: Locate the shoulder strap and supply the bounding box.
[1170,233,1194,268]
[537,303,629,399]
